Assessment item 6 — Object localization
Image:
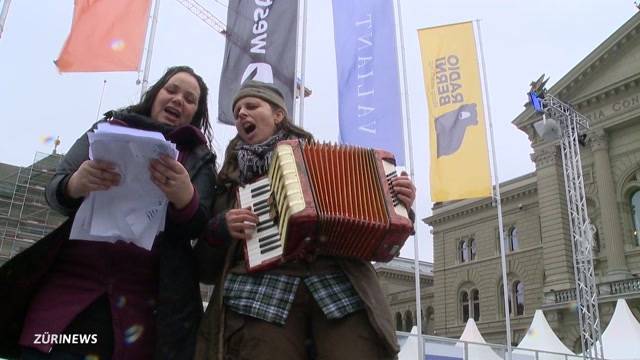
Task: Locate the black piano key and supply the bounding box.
[250,182,270,195]
[257,218,272,227]
[261,243,282,254]
[253,198,268,207]
[257,222,276,233]
[255,209,270,217]
[252,188,271,198]
[258,232,279,243]
[253,202,270,213]
[259,237,280,249]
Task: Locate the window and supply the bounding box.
[513,281,525,316]
[425,306,435,335]
[632,190,640,246]
[469,238,477,260]
[458,238,476,263]
[460,291,470,322]
[508,226,519,251]
[460,288,480,323]
[471,289,480,321]
[459,240,469,263]
[395,312,403,331]
[404,310,414,332]
[500,280,525,317]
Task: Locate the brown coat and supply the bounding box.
[193,161,403,360]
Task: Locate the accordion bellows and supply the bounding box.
[238,140,413,272]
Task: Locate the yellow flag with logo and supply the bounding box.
[418,21,492,202]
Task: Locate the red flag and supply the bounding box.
[55,0,152,72]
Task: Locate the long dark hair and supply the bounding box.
[218,104,313,185]
[122,65,212,144]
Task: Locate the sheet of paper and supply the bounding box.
[70,124,178,250]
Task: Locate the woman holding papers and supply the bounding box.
[0,66,216,360]
[194,80,416,360]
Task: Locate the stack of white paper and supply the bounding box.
[70,123,178,250]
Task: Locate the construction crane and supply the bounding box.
[0,0,13,39]
[174,0,227,35]
[528,79,603,360]
[174,0,312,97]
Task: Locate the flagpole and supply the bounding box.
[140,0,161,97]
[0,0,12,39]
[475,19,513,359]
[297,0,308,128]
[395,1,423,359]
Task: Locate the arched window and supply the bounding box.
[422,306,434,335]
[404,310,414,332]
[513,281,525,316]
[395,312,403,331]
[460,291,470,322]
[498,282,513,317]
[471,289,480,321]
[459,240,469,263]
[632,190,640,246]
[509,226,519,251]
[469,238,477,261]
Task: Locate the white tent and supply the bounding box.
[514,310,578,360]
[590,299,640,360]
[398,326,419,360]
[458,319,503,360]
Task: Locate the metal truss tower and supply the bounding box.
[529,88,603,359]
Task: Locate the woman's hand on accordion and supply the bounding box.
[391,171,416,209]
[225,208,259,241]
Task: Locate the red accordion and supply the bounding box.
[237,140,413,272]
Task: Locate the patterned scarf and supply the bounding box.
[236,130,288,184]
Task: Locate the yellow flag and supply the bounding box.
[418,21,492,202]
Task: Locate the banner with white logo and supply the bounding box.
[218,0,299,125]
[332,0,405,165]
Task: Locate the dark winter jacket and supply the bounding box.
[0,112,217,359]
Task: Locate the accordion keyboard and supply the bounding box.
[382,160,410,219]
[238,177,283,269]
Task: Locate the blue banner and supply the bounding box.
[332,0,405,165]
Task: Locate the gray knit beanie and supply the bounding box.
[232,80,288,116]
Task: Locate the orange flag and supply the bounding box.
[55,0,152,72]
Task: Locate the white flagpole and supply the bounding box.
[297,0,308,128]
[395,1,423,359]
[475,19,513,359]
[0,0,12,39]
[140,0,161,97]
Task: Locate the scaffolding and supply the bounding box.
[529,88,603,359]
[0,152,66,265]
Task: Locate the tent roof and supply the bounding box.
[599,299,640,359]
[517,310,575,357]
[458,319,502,360]
[397,326,419,360]
[459,319,487,343]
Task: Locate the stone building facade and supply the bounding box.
[375,257,436,335]
[422,12,640,352]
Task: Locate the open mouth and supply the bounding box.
[243,122,256,135]
[164,107,181,120]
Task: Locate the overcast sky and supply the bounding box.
[0,0,637,261]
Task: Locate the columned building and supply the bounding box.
[423,12,640,352]
[375,257,436,334]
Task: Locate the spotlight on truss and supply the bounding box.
[533,116,561,141]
